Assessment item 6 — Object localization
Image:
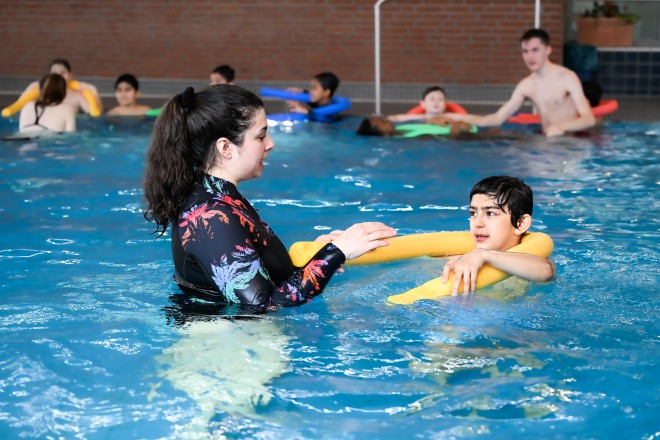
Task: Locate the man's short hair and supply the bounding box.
[521,28,550,46]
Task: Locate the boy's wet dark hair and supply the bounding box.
[422,86,446,100]
[470,176,533,227]
[521,28,550,46]
[356,116,395,136]
[114,73,140,91]
[212,64,235,83]
[314,72,340,97]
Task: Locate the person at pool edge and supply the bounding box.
[143,85,396,310]
[445,29,595,137]
[286,72,341,122]
[441,176,555,295]
[209,64,235,85]
[106,74,151,116]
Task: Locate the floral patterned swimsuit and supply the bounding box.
[172,174,346,309]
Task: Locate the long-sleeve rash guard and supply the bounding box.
[172,174,346,309]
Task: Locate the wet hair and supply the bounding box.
[314,72,340,97]
[521,28,550,46]
[143,84,264,235]
[36,73,67,107]
[470,176,533,227]
[422,86,446,100]
[50,58,71,73]
[357,117,383,136]
[114,73,140,91]
[212,64,235,83]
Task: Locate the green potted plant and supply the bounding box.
[577,1,640,47]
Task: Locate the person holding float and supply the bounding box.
[290,176,555,304]
[388,86,468,122]
[143,84,395,312]
[260,72,351,123]
[2,58,102,118]
[445,29,602,137]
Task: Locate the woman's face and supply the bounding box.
[231,109,274,182]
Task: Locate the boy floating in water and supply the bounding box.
[106,74,151,116]
[388,86,450,122]
[442,176,555,295]
[286,72,342,122]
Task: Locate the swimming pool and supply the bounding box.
[0,115,658,438]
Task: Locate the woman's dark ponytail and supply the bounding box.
[143,89,197,235]
[143,84,264,235]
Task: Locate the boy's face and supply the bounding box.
[209,73,228,85]
[469,193,525,251]
[309,79,331,105]
[421,90,446,115]
[115,82,139,106]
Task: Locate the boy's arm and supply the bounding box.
[442,249,555,295]
[544,72,596,136]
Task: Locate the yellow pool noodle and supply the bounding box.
[387,232,554,304]
[2,87,39,117]
[289,231,476,267]
[2,80,101,118]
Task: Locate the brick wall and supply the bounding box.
[0,0,564,85]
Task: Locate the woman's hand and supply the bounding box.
[330,222,396,260]
[314,230,344,243]
[441,249,488,295]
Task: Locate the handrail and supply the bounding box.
[374,0,387,116]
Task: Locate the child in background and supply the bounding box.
[209,65,236,85]
[388,86,449,122]
[442,176,555,295]
[106,74,151,116]
[286,72,341,122]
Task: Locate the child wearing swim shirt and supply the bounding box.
[106,74,151,116]
[286,72,341,122]
[441,176,555,295]
[388,86,448,122]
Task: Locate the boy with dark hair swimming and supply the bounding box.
[106,73,151,116]
[441,176,555,295]
[287,72,342,122]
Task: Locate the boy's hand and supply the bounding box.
[441,249,488,295]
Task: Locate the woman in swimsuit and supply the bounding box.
[143,84,396,312]
[19,74,76,133]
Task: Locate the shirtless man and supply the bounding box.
[448,29,595,137]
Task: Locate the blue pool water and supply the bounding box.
[0,115,658,438]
